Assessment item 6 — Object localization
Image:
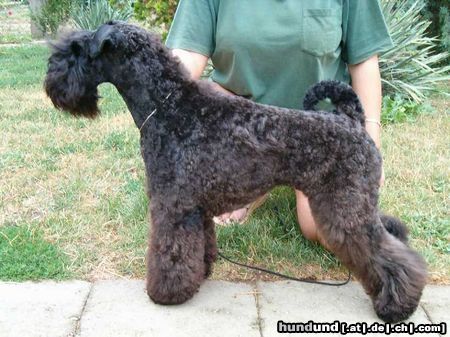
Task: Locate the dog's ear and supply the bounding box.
[70,40,83,56]
[89,24,116,58]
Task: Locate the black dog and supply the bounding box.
[45,22,427,323]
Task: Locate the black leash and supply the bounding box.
[218,251,351,286]
[217,205,352,287]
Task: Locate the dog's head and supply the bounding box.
[45,21,153,118]
[45,30,98,118]
[45,21,187,120]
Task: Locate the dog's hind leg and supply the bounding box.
[203,217,217,278]
[380,214,409,244]
[308,190,427,323]
[146,202,206,305]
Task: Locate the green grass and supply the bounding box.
[0,3,33,44]
[0,224,72,281]
[216,187,345,281]
[0,42,448,283]
[0,44,49,88]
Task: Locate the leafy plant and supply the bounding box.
[423,0,450,54]
[381,95,432,124]
[133,0,178,37]
[380,0,450,102]
[71,0,133,31]
[29,0,73,37]
[109,0,133,11]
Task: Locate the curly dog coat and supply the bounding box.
[45,22,427,323]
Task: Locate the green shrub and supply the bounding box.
[382,95,432,124]
[29,0,73,37]
[29,0,133,35]
[423,0,450,54]
[71,0,133,31]
[133,0,178,37]
[12,0,30,5]
[380,0,450,102]
[109,0,133,11]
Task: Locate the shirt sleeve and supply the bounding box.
[165,0,218,57]
[342,0,393,65]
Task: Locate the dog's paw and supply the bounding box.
[146,274,201,305]
[147,288,198,305]
[372,242,427,323]
[373,289,420,323]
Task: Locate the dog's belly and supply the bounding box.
[195,153,282,216]
[201,180,274,216]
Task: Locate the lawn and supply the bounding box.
[0,3,449,284]
[0,41,448,283]
[0,2,33,44]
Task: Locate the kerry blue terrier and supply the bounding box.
[45,21,427,323]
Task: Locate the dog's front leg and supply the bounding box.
[203,217,217,278]
[146,203,206,305]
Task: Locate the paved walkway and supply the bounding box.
[0,280,448,337]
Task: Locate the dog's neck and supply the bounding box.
[117,82,181,129]
[110,48,195,130]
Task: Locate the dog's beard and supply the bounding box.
[45,67,100,118]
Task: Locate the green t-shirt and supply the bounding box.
[166,0,393,109]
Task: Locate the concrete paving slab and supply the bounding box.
[78,280,260,337]
[0,281,91,337]
[420,284,450,324]
[257,281,436,337]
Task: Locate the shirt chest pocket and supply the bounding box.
[300,8,342,57]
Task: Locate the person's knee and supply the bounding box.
[298,213,319,241]
[295,190,319,242]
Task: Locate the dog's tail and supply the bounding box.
[303,80,365,125]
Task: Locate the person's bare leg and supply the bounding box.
[214,194,268,225]
[215,208,248,224]
[295,190,330,249]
